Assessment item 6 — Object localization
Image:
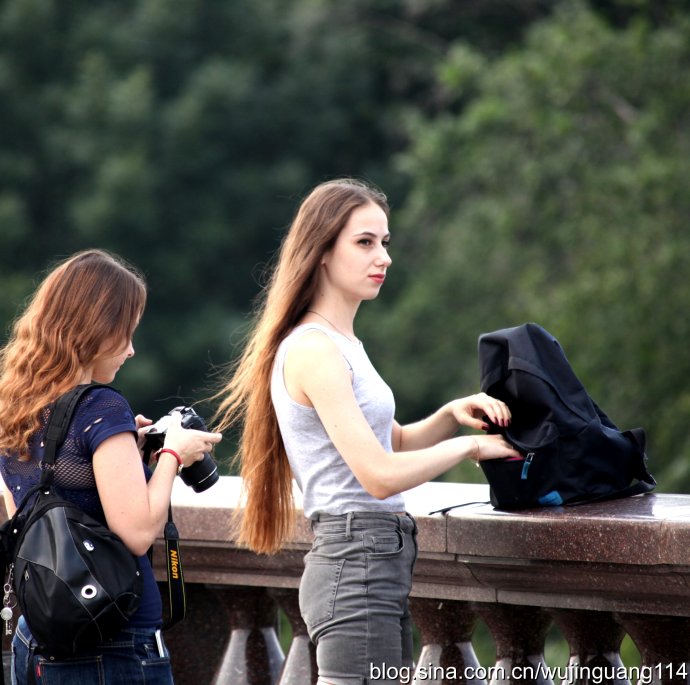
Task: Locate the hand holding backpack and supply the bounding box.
[477,323,656,510]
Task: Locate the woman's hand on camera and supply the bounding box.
[163,411,223,468]
[134,415,153,457]
[449,393,512,432]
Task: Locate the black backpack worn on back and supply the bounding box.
[478,323,656,510]
[0,384,143,663]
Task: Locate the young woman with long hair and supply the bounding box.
[213,178,518,685]
[0,249,222,685]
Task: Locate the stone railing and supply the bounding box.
[151,477,690,685]
[3,476,690,684]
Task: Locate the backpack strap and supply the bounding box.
[40,383,113,485]
[569,477,656,507]
[428,500,491,515]
[570,425,656,506]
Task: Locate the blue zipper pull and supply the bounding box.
[521,453,534,480]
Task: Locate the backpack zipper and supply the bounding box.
[521,452,535,479]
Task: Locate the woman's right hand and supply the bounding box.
[162,411,223,468]
[471,434,521,463]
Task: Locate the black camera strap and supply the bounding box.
[162,512,186,629]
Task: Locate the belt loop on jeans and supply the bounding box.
[406,511,418,535]
[345,511,353,540]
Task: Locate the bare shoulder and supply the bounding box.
[283,329,352,402]
[285,328,342,366]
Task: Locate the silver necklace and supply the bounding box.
[306,310,359,344]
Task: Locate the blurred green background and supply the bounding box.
[1,0,687,665]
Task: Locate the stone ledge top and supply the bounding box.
[168,476,690,567]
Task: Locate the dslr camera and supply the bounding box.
[144,406,219,493]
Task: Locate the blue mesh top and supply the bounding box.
[0,386,163,628]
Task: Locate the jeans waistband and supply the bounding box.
[312,510,412,523]
[311,510,416,539]
[14,615,162,652]
[116,625,163,639]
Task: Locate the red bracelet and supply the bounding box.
[156,447,183,473]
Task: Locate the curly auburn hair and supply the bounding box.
[0,249,146,457]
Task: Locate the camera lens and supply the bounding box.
[179,453,219,493]
[146,406,219,492]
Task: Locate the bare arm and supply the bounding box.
[284,331,518,500]
[391,394,512,452]
[0,473,17,518]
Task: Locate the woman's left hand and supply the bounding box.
[135,414,153,456]
[449,393,512,432]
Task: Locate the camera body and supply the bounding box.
[144,406,219,493]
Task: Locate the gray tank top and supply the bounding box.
[271,323,406,518]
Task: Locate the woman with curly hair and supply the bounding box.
[0,249,221,685]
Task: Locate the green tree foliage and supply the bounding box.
[2,0,684,666]
[366,1,690,489]
[0,0,554,458]
[2,0,689,491]
[0,0,407,405]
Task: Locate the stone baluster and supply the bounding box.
[550,609,628,685]
[616,614,690,685]
[162,583,233,684]
[410,598,486,684]
[210,586,285,685]
[474,604,554,685]
[270,588,318,685]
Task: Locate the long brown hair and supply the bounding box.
[213,178,389,554]
[0,249,147,456]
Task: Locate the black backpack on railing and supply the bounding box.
[477,323,656,510]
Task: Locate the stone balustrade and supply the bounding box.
[151,476,690,685]
[4,476,690,684]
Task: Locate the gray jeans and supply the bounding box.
[299,511,418,685]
